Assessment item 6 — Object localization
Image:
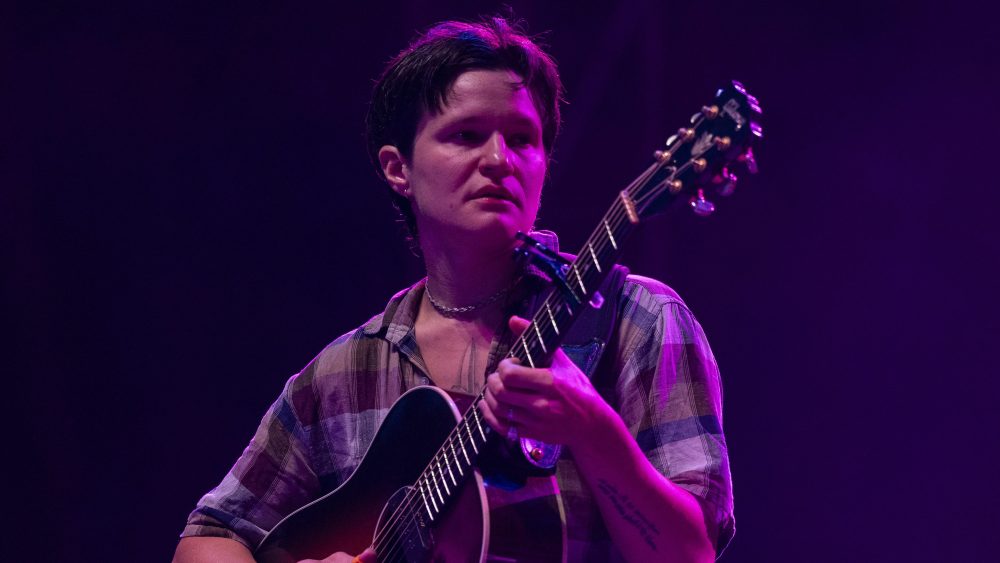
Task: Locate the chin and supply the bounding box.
[462,216,526,246]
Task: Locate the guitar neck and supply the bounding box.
[508,160,677,368]
[508,219,631,369]
[409,162,678,510]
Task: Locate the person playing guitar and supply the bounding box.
[174,15,735,563]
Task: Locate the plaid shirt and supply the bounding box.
[182,235,734,559]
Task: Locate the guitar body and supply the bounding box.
[255,386,566,563]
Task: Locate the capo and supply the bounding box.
[513,232,606,310]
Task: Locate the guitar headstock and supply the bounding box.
[627,80,762,219]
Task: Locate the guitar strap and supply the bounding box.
[482,259,631,486]
[555,256,631,380]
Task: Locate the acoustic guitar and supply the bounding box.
[255,81,762,563]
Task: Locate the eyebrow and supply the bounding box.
[440,113,541,130]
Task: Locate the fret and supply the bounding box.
[603,219,618,249]
[571,264,587,295]
[436,458,451,493]
[422,478,436,518]
[442,454,457,485]
[533,322,547,354]
[521,338,535,368]
[588,243,602,273]
[449,441,465,475]
[421,495,435,520]
[463,419,480,454]
[545,302,559,335]
[471,406,488,442]
[455,432,471,463]
[422,477,439,514]
[432,471,445,504]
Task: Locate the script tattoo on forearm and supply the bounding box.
[596,478,661,551]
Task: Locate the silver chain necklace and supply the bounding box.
[424,278,518,317]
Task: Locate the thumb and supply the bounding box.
[508,315,531,337]
[357,547,377,563]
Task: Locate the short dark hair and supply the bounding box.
[364,16,564,242]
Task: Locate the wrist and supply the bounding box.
[567,398,627,459]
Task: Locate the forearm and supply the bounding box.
[569,403,716,563]
[173,536,256,563]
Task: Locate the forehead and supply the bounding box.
[428,69,542,127]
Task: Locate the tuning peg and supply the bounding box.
[689,189,716,217]
[653,149,673,163]
[714,168,738,196]
[739,147,759,174]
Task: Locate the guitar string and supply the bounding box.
[373,154,707,561]
[372,210,647,562]
[369,159,679,561]
[370,147,710,560]
[373,394,491,561]
[370,192,648,561]
[377,114,742,559]
[371,205,633,562]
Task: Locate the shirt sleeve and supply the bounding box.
[614,275,736,554]
[180,371,322,550]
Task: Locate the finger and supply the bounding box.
[357,548,378,563]
[493,386,548,410]
[485,371,518,411]
[489,368,549,408]
[497,359,552,391]
[482,383,539,435]
[508,315,531,337]
[478,393,509,434]
[548,347,579,372]
[482,379,503,412]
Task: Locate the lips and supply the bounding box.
[470,185,518,207]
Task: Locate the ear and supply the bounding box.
[378,145,410,197]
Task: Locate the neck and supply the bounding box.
[420,235,520,316]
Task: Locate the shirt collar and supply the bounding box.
[359,230,561,343]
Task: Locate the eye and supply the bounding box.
[508,133,534,147]
[452,130,483,143]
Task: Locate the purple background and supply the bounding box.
[5,1,999,561]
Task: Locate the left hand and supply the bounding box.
[479,316,613,448]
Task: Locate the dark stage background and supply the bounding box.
[5,1,999,561]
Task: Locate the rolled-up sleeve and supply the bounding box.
[615,275,735,553]
[181,372,321,549]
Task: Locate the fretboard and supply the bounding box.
[397,161,682,531]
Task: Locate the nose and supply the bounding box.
[479,132,514,178]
